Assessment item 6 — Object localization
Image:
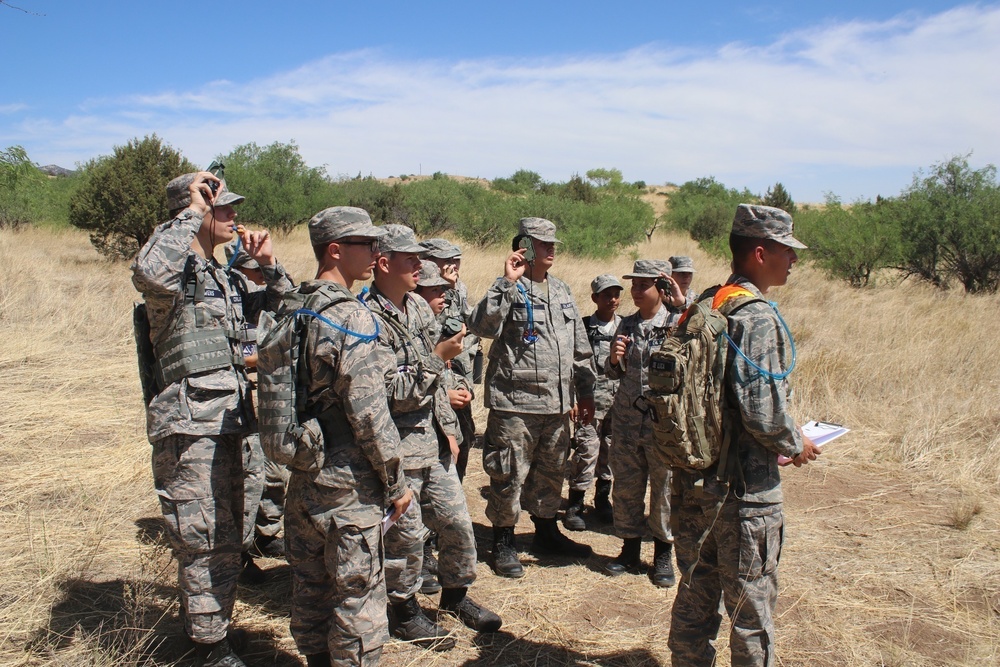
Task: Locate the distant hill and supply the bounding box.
[37,164,75,177]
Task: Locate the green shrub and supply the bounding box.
[68,135,196,260]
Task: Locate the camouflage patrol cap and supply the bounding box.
[669,255,696,273]
[623,259,672,279]
[591,274,623,294]
[224,240,260,271]
[518,217,562,243]
[166,172,245,211]
[417,260,450,288]
[731,204,807,249]
[308,206,385,245]
[420,238,462,259]
[378,224,428,254]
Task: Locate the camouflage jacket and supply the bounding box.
[296,281,407,504]
[583,313,622,420]
[131,209,293,442]
[440,279,479,394]
[717,274,803,510]
[361,285,459,470]
[606,304,671,437]
[469,274,596,415]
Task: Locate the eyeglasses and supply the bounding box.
[339,239,380,253]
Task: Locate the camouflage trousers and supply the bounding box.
[385,460,477,602]
[483,410,571,526]
[255,457,290,539]
[608,420,672,542]
[567,416,612,491]
[152,433,249,643]
[285,470,389,666]
[242,433,267,549]
[668,473,784,667]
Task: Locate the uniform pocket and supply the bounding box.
[184,372,239,422]
[332,524,381,599]
[737,513,783,580]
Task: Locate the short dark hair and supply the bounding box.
[312,242,331,262]
[729,234,787,263]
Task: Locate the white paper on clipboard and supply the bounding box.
[778,420,849,464]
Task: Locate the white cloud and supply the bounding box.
[8,4,1000,201]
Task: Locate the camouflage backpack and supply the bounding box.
[255,284,374,472]
[641,284,762,473]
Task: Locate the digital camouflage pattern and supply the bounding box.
[132,209,292,644]
[606,304,673,543]
[242,433,266,550]
[283,280,407,664]
[567,312,621,491]
[255,455,289,539]
[668,274,803,667]
[361,284,475,604]
[131,209,293,442]
[469,274,596,415]
[482,410,573,525]
[384,462,476,602]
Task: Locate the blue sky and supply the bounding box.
[2,1,998,202]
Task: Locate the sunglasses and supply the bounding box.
[338,239,380,253]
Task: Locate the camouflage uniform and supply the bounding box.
[284,279,408,666]
[361,279,476,604]
[131,203,292,644]
[420,238,480,480]
[567,311,620,492]
[606,302,673,543]
[669,204,808,667]
[469,261,596,527]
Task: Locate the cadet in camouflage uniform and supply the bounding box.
[419,238,478,480]
[282,207,413,667]
[668,205,821,667]
[223,242,289,580]
[468,217,597,578]
[668,256,698,310]
[131,172,293,667]
[603,260,678,588]
[563,274,623,530]
[362,226,501,649]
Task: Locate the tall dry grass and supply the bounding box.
[0,224,997,666]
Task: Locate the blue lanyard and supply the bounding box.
[515,282,538,343]
[722,301,796,380]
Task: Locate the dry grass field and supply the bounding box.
[1,222,999,666]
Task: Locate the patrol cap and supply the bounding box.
[731,204,807,249]
[591,274,623,294]
[378,224,428,255]
[518,217,561,243]
[623,259,672,279]
[224,241,259,271]
[417,260,451,288]
[166,172,245,211]
[308,206,385,245]
[669,256,696,273]
[420,238,462,260]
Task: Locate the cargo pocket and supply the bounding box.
[483,440,514,486]
[737,513,783,580]
[156,492,214,553]
[184,372,239,422]
[332,524,380,600]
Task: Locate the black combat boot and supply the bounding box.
[192,638,247,667]
[649,538,677,588]
[239,552,267,585]
[389,596,456,651]
[530,516,592,558]
[439,587,503,632]
[562,489,587,531]
[251,533,285,558]
[420,538,442,594]
[593,479,614,524]
[304,653,331,667]
[490,526,524,578]
[603,537,642,576]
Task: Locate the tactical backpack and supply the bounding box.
[641,284,762,473]
[255,285,363,472]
